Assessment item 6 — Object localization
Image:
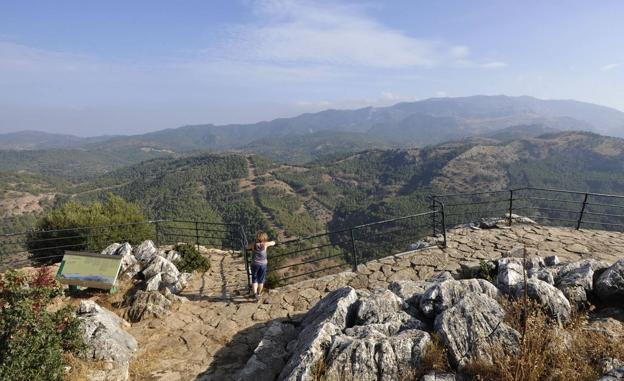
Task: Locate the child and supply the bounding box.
[248,231,275,300]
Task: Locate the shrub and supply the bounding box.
[0,267,85,381]
[174,244,211,273]
[27,194,153,263]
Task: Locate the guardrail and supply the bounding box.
[0,220,246,271]
[251,209,446,285]
[434,187,624,231]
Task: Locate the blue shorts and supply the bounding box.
[251,263,267,284]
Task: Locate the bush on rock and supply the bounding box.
[173,243,210,273]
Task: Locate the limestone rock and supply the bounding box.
[434,293,520,367]
[143,255,180,281]
[323,329,431,381]
[388,279,428,306]
[354,289,405,325]
[595,259,624,304]
[420,279,500,319]
[497,257,525,293]
[101,243,122,256]
[238,321,298,381]
[545,255,560,266]
[126,290,173,322]
[596,366,624,381]
[133,240,158,266]
[515,279,572,324]
[421,373,457,381]
[77,300,137,381]
[145,273,162,292]
[278,287,358,381]
[555,259,608,309]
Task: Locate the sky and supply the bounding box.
[1,0,623,136]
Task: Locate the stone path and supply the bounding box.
[126,224,624,381]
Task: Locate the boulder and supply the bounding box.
[544,255,560,266]
[323,329,431,381]
[133,240,158,266]
[354,289,405,325]
[345,311,427,337]
[101,243,122,255]
[77,300,137,381]
[278,287,358,381]
[163,250,181,262]
[595,259,624,304]
[596,366,624,381]
[514,279,572,324]
[145,273,162,292]
[479,217,502,229]
[238,321,298,381]
[126,290,173,322]
[496,257,525,293]
[143,255,180,280]
[420,279,500,319]
[555,259,608,309]
[388,279,428,305]
[434,293,520,367]
[408,241,428,251]
[421,373,457,381]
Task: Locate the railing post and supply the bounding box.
[195,220,200,251]
[577,193,589,230]
[440,202,447,248]
[350,228,358,272]
[240,225,251,289]
[431,195,437,237]
[154,221,160,246]
[508,189,514,226]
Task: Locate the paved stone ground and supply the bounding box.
[126,224,624,381]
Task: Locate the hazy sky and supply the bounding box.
[1,0,623,136]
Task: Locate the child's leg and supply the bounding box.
[252,282,258,295]
[258,283,264,294]
[257,264,267,295]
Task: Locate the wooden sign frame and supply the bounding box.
[56,251,123,291]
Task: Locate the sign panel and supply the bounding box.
[56,251,122,290]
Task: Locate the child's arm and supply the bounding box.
[267,241,276,247]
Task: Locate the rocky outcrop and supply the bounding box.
[77,300,137,381]
[515,278,572,324]
[434,293,520,367]
[555,259,609,309]
[278,287,358,381]
[595,259,624,304]
[126,290,173,322]
[420,278,500,318]
[596,366,624,381]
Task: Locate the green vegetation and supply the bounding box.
[255,186,322,237]
[0,267,85,381]
[173,243,211,273]
[27,194,153,262]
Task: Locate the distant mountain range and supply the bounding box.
[2,95,624,164]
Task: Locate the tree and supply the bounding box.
[27,194,153,263]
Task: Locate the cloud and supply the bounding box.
[601,63,621,71]
[211,0,489,70]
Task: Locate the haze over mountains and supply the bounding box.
[2,96,624,164]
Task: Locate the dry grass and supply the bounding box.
[416,333,452,379]
[129,344,177,380]
[463,298,624,381]
[63,353,107,381]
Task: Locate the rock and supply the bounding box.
[143,255,180,281]
[596,366,624,381]
[101,243,122,255]
[496,257,525,294]
[77,300,137,381]
[323,329,431,381]
[115,242,132,257]
[278,287,358,381]
[119,253,140,279]
[354,289,404,325]
[479,217,502,229]
[133,240,157,266]
[502,246,524,258]
[407,241,428,251]
[388,279,428,305]
[514,279,572,324]
[126,290,173,322]
[238,321,298,381]
[545,255,560,266]
[145,273,162,292]
[595,259,624,304]
[555,259,608,309]
[434,293,520,367]
[163,250,181,262]
[420,279,500,319]
[421,373,457,381]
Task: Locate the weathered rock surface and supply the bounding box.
[77,300,137,381]
[420,279,500,318]
[434,293,520,367]
[324,329,431,381]
[126,290,173,322]
[238,321,298,381]
[421,373,457,381]
[515,278,572,323]
[595,259,624,304]
[555,259,609,309]
[596,366,624,381]
[278,287,358,381]
[133,240,158,266]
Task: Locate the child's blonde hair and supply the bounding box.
[255,231,269,243]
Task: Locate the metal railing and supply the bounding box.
[0,219,246,271]
[248,208,446,285]
[434,187,624,231]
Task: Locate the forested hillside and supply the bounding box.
[2,131,624,238]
